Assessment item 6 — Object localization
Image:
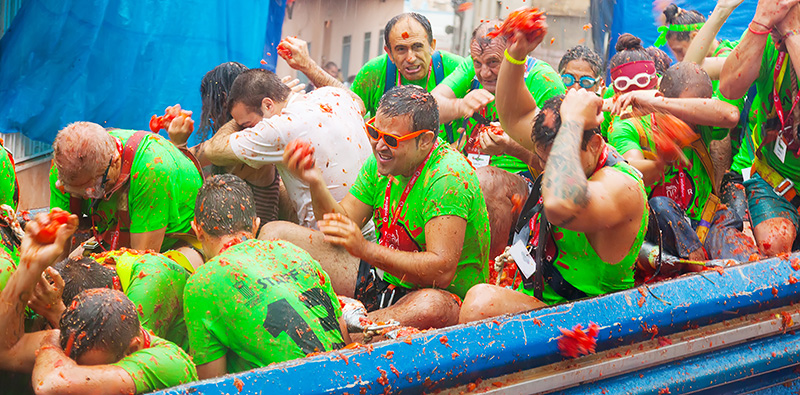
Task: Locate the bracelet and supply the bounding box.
[504,49,526,65]
[748,22,772,35]
[751,20,771,31]
[783,29,800,42]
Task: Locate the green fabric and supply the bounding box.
[516,160,648,304]
[49,129,202,251]
[97,250,189,350]
[655,23,705,47]
[440,56,565,173]
[349,138,490,298]
[184,239,345,373]
[351,52,464,118]
[609,115,724,220]
[753,34,800,181]
[112,334,197,394]
[731,93,763,173]
[0,147,17,211]
[0,251,14,292]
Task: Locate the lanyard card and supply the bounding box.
[508,239,537,278]
[775,136,788,163]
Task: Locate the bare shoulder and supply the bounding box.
[590,166,646,217]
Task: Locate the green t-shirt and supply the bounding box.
[349,138,490,297]
[184,239,345,373]
[351,51,465,118]
[50,129,203,251]
[517,159,648,304]
[441,56,565,174]
[601,86,617,139]
[751,34,800,181]
[95,250,190,350]
[731,92,763,173]
[112,334,197,394]
[0,250,14,292]
[609,115,725,220]
[0,147,17,211]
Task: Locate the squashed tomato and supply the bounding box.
[277,37,295,60]
[649,113,695,163]
[287,140,315,170]
[487,8,547,43]
[557,323,600,358]
[32,209,70,244]
[150,105,192,133]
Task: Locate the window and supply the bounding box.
[363,32,371,65]
[341,35,351,80]
[378,29,384,56]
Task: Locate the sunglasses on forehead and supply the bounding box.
[365,117,430,148]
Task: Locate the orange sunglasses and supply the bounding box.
[365,117,430,148]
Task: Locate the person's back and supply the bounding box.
[185,238,345,373]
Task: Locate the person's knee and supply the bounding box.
[257,220,298,240]
[753,217,796,257]
[402,289,460,328]
[458,284,500,324]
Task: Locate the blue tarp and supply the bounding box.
[593,0,758,66]
[0,0,286,146]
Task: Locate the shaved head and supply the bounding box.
[659,62,713,99]
[53,122,115,185]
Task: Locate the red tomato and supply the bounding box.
[288,140,315,170]
[277,41,293,60]
[33,209,70,244]
[486,8,547,42]
[149,106,192,133]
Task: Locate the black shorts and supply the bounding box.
[353,260,412,312]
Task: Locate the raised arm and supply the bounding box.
[684,0,745,76]
[613,90,740,128]
[204,120,246,167]
[0,211,76,372]
[496,31,546,151]
[431,84,494,124]
[543,90,644,232]
[720,0,800,99]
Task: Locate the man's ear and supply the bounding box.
[430,38,437,51]
[261,97,275,115]
[421,130,436,146]
[252,217,261,238]
[126,331,142,356]
[191,220,204,242]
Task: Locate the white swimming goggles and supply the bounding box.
[613,72,655,91]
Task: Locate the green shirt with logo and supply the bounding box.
[184,239,345,373]
[49,129,202,251]
[349,138,490,298]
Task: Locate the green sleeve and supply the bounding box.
[183,275,227,365]
[351,55,388,116]
[421,172,472,225]
[348,156,379,208]
[113,336,197,394]
[525,60,566,106]
[0,149,16,211]
[49,165,70,212]
[440,56,475,98]
[126,255,189,346]
[609,117,649,156]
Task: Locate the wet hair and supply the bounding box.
[645,46,673,75]
[558,45,603,77]
[195,174,256,237]
[663,4,706,42]
[532,95,599,150]
[377,85,439,134]
[227,68,290,116]
[59,288,140,362]
[471,19,506,50]
[53,122,115,185]
[659,62,713,99]
[199,62,248,141]
[54,257,116,306]
[384,12,434,47]
[609,34,652,70]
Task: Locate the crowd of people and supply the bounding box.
[2,0,800,392]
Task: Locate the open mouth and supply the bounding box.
[376,150,393,163]
[404,64,423,75]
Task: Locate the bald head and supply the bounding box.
[53,122,116,185]
[659,62,713,99]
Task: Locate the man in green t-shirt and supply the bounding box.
[0,212,196,394]
[609,62,757,265]
[432,20,565,175]
[50,122,203,253]
[30,252,191,350]
[721,1,800,256]
[262,85,490,329]
[185,174,347,379]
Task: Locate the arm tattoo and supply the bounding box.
[543,119,591,212]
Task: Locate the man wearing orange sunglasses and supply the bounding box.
[260,86,490,330]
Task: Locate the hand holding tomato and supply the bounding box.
[488,8,548,60]
[21,209,78,271]
[278,37,315,73]
[283,139,322,185]
[150,104,193,134]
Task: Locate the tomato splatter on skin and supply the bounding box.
[401,31,410,39]
[557,323,599,358]
[233,377,244,392]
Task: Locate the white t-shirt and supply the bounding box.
[229,87,372,228]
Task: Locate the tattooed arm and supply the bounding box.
[542,90,644,232]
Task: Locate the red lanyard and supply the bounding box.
[773,52,800,135]
[593,144,609,174]
[380,141,438,239]
[397,61,433,89]
[141,327,152,349]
